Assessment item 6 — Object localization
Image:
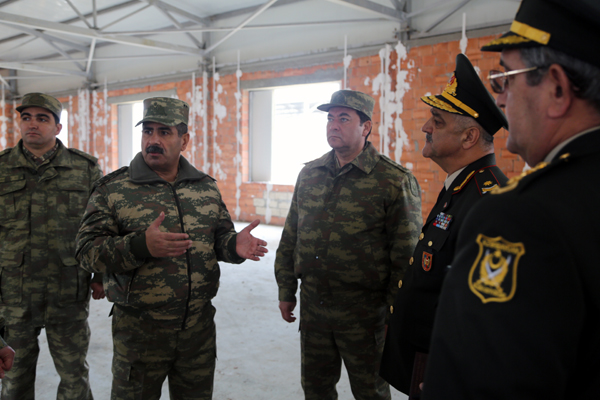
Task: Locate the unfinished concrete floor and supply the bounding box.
[32,222,408,400]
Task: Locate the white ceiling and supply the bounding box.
[0,0,520,97]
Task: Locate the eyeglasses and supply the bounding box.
[487,66,539,94]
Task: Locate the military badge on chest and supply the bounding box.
[422,252,433,271]
[433,212,453,230]
[468,234,525,303]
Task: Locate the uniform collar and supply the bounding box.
[309,141,380,175]
[6,139,72,170]
[448,153,498,194]
[129,152,207,184]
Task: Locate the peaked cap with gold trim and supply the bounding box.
[421,54,508,135]
[481,0,600,68]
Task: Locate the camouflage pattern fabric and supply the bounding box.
[76,153,243,330]
[0,139,101,399]
[301,302,389,400]
[111,303,216,400]
[317,90,376,120]
[135,97,189,127]
[275,142,422,398]
[76,153,243,396]
[16,92,63,120]
[3,321,92,400]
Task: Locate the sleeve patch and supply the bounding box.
[468,234,525,304]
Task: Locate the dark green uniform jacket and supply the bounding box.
[380,154,507,393]
[275,142,422,321]
[0,140,101,325]
[423,130,600,400]
[76,153,243,330]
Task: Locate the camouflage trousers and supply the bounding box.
[1,319,93,400]
[111,303,217,400]
[300,297,391,400]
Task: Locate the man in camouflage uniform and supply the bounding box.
[0,93,103,399]
[76,97,268,400]
[275,90,422,400]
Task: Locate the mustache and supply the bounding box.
[425,134,432,142]
[146,145,164,154]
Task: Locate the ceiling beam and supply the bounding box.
[0,23,86,70]
[0,10,204,56]
[153,4,204,48]
[423,0,471,33]
[204,0,279,55]
[92,0,98,28]
[323,0,405,22]
[0,61,88,77]
[99,4,152,31]
[209,0,306,22]
[64,0,94,29]
[146,0,209,26]
[0,0,142,46]
[86,38,96,74]
[0,23,88,52]
[388,0,403,10]
[103,18,388,35]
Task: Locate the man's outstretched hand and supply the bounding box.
[236,219,268,261]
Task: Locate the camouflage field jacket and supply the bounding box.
[76,153,244,330]
[0,140,102,325]
[275,142,422,320]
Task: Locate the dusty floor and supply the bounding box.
[32,223,408,400]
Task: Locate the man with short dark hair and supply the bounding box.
[0,92,103,399]
[423,1,600,398]
[76,97,268,399]
[379,54,509,398]
[275,90,422,400]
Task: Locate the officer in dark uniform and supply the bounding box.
[423,1,600,399]
[379,54,508,397]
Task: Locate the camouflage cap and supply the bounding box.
[16,92,62,120]
[317,90,375,120]
[135,97,189,127]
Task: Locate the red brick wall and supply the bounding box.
[0,33,526,225]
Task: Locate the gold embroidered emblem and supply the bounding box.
[444,74,458,96]
[421,95,461,114]
[481,184,497,193]
[484,34,533,47]
[469,235,525,303]
[484,181,492,186]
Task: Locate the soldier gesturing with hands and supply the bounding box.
[77,97,267,399]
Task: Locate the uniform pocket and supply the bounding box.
[58,254,91,303]
[0,176,26,221]
[0,252,24,305]
[57,178,89,219]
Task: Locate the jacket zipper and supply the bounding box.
[169,183,193,331]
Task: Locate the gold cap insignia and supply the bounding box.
[468,234,525,303]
